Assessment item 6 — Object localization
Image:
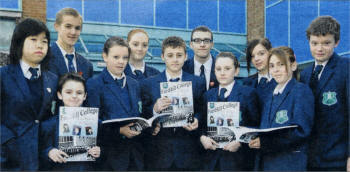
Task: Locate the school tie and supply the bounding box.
[218,88,227,101]
[200,65,206,79]
[134,70,144,80]
[29,67,39,80]
[309,65,323,94]
[169,78,180,82]
[66,54,76,72]
[115,77,124,88]
[258,77,267,88]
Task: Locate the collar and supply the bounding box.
[273,77,292,95]
[20,60,41,79]
[258,73,272,83]
[314,60,328,70]
[129,61,145,74]
[194,55,213,72]
[56,42,76,59]
[107,70,126,88]
[218,80,235,98]
[166,70,182,82]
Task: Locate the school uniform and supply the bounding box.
[183,55,219,90]
[140,70,206,170]
[300,53,349,170]
[124,62,160,81]
[49,42,94,80]
[201,81,260,171]
[1,62,57,171]
[256,78,315,171]
[86,68,144,171]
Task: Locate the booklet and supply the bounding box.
[159,81,194,127]
[58,106,99,162]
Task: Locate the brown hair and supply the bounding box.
[55,8,82,26]
[161,36,187,54]
[306,16,340,43]
[215,52,240,69]
[191,25,213,41]
[246,38,272,74]
[268,47,299,80]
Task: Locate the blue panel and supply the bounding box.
[0,0,19,9]
[266,0,282,7]
[47,0,82,19]
[188,0,217,31]
[320,0,350,55]
[156,0,186,28]
[266,1,288,47]
[84,0,118,23]
[121,0,153,26]
[220,0,245,33]
[290,1,318,62]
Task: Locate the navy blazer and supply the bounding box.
[300,53,349,169]
[201,83,260,171]
[124,63,160,81]
[1,64,57,170]
[86,68,144,171]
[140,71,206,170]
[183,56,219,90]
[49,43,94,80]
[256,78,315,171]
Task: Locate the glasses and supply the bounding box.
[191,38,212,45]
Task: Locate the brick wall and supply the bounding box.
[22,0,46,23]
[247,0,265,42]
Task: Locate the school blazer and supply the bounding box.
[124,63,160,81]
[257,78,315,171]
[140,71,206,169]
[86,68,143,170]
[182,56,219,89]
[49,43,94,80]
[1,64,57,171]
[200,84,260,170]
[300,53,349,168]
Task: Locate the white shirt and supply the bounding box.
[258,73,272,84]
[218,80,235,98]
[194,56,212,90]
[273,78,292,95]
[56,42,77,72]
[129,61,145,75]
[165,69,183,81]
[314,60,328,80]
[107,70,126,88]
[20,60,41,79]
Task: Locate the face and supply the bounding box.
[103,45,129,77]
[251,44,269,73]
[129,32,149,61]
[215,57,238,87]
[58,80,86,107]
[309,34,339,63]
[55,15,82,48]
[190,31,213,59]
[22,32,48,67]
[269,55,296,85]
[162,47,187,74]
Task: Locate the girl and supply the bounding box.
[0,18,58,170]
[249,47,315,171]
[124,28,160,80]
[200,52,260,171]
[39,73,101,171]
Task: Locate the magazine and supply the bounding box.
[58,106,99,162]
[101,113,172,132]
[159,81,194,127]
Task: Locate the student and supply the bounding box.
[49,7,93,80]
[0,18,58,170]
[86,36,144,171]
[200,52,260,171]
[249,47,315,171]
[299,16,349,171]
[39,73,101,171]
[183,25,219,90]
[124,28,160,80]
[243,38,277,108]
[140,36,206,170]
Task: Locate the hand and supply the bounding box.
[223,141,241,152]
[88,146,101,158]
[183,118,198,131]
[120,123,141,138]
[48,148,68,163]
[347,157,350,172]
[249,137,261,149]
[200,135,219,150]
[153,97,172,113]
[152,123,161,136]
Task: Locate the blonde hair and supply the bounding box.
[55,8,82,26]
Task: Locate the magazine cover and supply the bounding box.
[59,107,99,162]
[160,81,194,127]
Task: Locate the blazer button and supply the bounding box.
[35,120,40,124]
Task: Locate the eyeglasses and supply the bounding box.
[191,38,212,44]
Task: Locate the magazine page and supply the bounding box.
[160,81,194,128]
[59,107,99,162]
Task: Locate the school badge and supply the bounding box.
[162,82,168,89]
[209,102,215,109]
[138,101,142,113]
[322,91,337,106]
[275,110,288,124]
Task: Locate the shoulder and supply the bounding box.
[126,76,140,87]
[76,53,93,66]
[292,81,313,97]
[86,73,104,88]
[146,65,160,73]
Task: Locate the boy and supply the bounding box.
[141,36,206,170]
[300,16,349,171]
[183,26,219,90]
[49,8,93,80]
